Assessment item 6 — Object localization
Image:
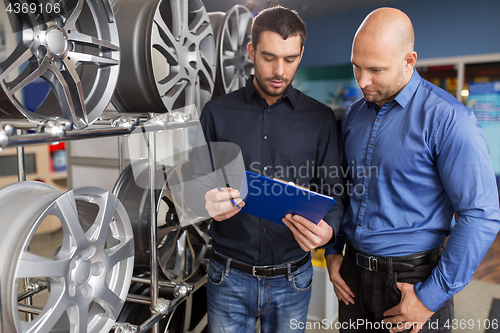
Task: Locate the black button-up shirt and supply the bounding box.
[194,76,344,265]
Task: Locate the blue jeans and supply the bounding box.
[206,253,313,333]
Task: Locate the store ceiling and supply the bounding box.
[203,0,408,19]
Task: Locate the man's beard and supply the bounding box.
[253,61,294,98]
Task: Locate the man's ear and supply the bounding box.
[405,51,417,70]
[247,42,255,63]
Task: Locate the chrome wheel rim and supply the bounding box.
[0,182,134,333]
[209,5,253,97]
[0,0,120,129]
[113,159,211,282]
[111,0,216,116]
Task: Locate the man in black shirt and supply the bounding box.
[194,5,344,333]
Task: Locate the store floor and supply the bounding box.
[21,230,500,333]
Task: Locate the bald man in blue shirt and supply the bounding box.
[326,7,500,333]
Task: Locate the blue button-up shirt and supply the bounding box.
[327,70,500,311]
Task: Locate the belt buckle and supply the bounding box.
[356,252,378,272]
[252,265,270,277]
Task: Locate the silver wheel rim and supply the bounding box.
[111,0,216,116]
[209,5,253,97]
[0,0,120,129]
[113,159,211,282]
[0,182,134,333]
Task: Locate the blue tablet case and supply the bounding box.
[239,171,336,226]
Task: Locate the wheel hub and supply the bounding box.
[45,28,68,57]
[180,40,196,77]
[68,248,99,298]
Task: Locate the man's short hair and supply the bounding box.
[251,5,307,49]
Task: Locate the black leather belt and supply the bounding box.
[347,243,441,273]
[211,251,310,277]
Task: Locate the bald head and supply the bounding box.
[350,8,417,106]
[355,8,414,56]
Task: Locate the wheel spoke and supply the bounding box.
[153,11,179,48]
[193,21,212,46]
[194,75,201,113]
[68,31,119,51]
[49,58,88,127]
[161,79,188,111]
[222,51,236,63]
[173,230,190,275]
[55,192,89,249]
[159,229,180,264]
[67,50,119,66]
[233,11,241,46]
[189,7,206,34]
[0,43,34,81]
[168,0,183,39]
[78,306,89,333]
[165,79,188,100]
[16,251,71,278]
[63,0,85,31]
[4,58,49,96]
[226,71,238,91]
[191,223,210,245]
[37,0,57,24]
[199,51,215,80]
[22,285,69,333]
[96,286,125,319]
[67,304,89,333]
[158,224,180,240]
[222,24,237,53]
[198,52,215,91]
[238,12,252,45]
[152,24,178,64]
[105,237,134,266]
[88,192,117,245]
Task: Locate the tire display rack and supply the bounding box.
[0,112,207,333]
[0,0,254,330]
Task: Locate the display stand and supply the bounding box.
[1,110,207,333]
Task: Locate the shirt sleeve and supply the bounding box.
[313,110,345,239]
[414,105,500,311]
[325,107,353,257]
[324,228,347,255]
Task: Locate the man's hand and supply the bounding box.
[383,282,434,333]
[205,187,244,221]
[325,253,355,305]
[282,214,333,251]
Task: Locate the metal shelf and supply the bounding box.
[5,110,205,333]
[0,110,199,150]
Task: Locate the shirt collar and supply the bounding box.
[393,69,421,108]
[244,75,297,108]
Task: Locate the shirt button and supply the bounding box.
[365,171,369,176]
[369,145,373,149]
[263,228,267,232]
[264,135,268,140]
[376,118,381,122]
[264,167,268,171]
[363,198,367,202]
[358,223,362,227]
